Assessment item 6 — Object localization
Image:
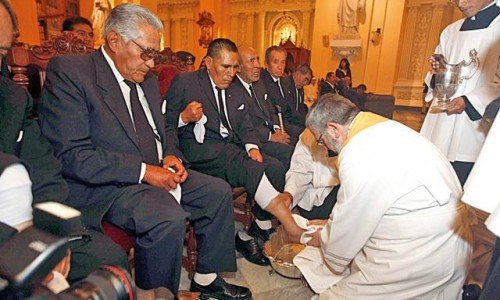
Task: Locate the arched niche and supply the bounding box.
[269,12,301,46]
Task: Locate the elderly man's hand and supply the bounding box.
[446,97,466,115]
[162,155,188,183]
[270,130,290,144]
[249,149,263,163]
[180,101,203,123]
[143,165,183,191]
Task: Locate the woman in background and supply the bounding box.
[335,58,352,89]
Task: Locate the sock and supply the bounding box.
[255,219,272,230]
[238,231,253,241]
[193,272,217,286]
[254,173,279,209]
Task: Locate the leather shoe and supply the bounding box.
[235,234,269,266]
[248,221,275,248]
[190,275,252,300]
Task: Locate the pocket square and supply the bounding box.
[264,94,268,101]
[161,100,167,114]
[16,130,24,142]
[237,103,245,110]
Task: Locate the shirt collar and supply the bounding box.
[101,46,126,84]
[236,74,252,91]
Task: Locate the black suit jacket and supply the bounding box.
[0,76,69,203]
[260,69,293,122]
[165,69,260,163]
[233,77,277,143]
[320,81,337,96]
[281,75,308,126]
[39,50,184,227]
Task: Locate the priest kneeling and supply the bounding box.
[294,94,473,299]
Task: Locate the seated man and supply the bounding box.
[235,45,293,168]
[319,72,339,96]
[39,4,249,298]
[295,94,472,298]
[281,64,313,128]
[284,129,339,220]
[0,0,128,284]
[62,16,94,50]
[166,39,305,254]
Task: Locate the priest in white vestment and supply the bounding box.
[284,129,339,220]
[420,0,500,185]
[294,94,472,299]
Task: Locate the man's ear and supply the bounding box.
[204,56,213,70]
[106,31,120,53]
[326,122,342,140]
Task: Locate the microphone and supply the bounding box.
[275,105,285,133]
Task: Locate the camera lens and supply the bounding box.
[59,265,135,300]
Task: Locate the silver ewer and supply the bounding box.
[429,49,480,112]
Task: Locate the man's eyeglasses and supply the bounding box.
[131,40,163,64]
[316,134,324,146]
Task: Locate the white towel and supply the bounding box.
[292,214,324,244]
[167,167,182,204]
[194,114,208,143]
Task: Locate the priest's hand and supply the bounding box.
[446,97,466,115]
[180,101,203,123]
[143,164,183,191]
[249,149,263,163]
[162,155,188,183]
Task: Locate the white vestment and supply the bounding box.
[285,129,339,211]
[463,116,500,237]
[420,4,500,162]
[294,119,472,299]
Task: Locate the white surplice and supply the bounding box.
[294,120,472,299]
[463,116,500,237]
[420,3,500,162]
[285,129,339,211]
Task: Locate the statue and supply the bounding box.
[91,0,111,48]
[337,0,366,36]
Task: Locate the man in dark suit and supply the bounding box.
[166,39,305,256]
[0,0,128,283]
[319,72,339,96]
[281,64,312,128]
[260,46,303,145]
[38,4,249,299]
[235,45,293,168]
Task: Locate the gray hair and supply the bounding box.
[103,3,163,42]
[306,93,360,133]
[295,63,312,77]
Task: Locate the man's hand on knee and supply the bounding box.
[162,155,188,182]
[143,164,182,191]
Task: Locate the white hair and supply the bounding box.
[103,3,163,42]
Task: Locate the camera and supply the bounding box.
[0,202,136,299]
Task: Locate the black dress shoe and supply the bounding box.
[248,221,275,248]
[190,275,252,300]
[235,234,269,266]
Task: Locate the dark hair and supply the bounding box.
[206,38,238,59]
[295,64,312,77]
[62,16,92,31]
[357,84,367,91]
[326,72,334,79]
[338,58,350,70]
[265,46,287,64]
[0,0,18,31]
[176,51,196,64]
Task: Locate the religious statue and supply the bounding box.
[92,0,111,48]
[337,0,366,36]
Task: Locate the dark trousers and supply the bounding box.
[451,161,474,186]
[104,170,235,294]
[297,185,339,220]
[480,238,500,299]
[261,141,294,170]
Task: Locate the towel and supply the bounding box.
[194,114,208,143]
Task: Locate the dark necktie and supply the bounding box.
[216,87,232,131]
[295,88,301,111]
[124,80,159,165]
[249,84,264,112]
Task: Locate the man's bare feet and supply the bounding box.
[265,193,305,243]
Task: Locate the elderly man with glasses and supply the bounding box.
[39,4,250,299]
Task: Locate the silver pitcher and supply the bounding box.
[429,49,480,112]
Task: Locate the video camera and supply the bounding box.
[0,202,136,299]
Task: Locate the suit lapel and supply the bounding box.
[93,51,140,150]
[141,75,165,145]
[198,70,219,112]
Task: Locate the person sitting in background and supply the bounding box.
[319,72,338,96]
[281,64,313,128]
[176,50,196,72]
[62,16,94,50]
[303,77,319,108]
[340,83,369,110]
[335,58,352,91]
[284,129,339,220]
